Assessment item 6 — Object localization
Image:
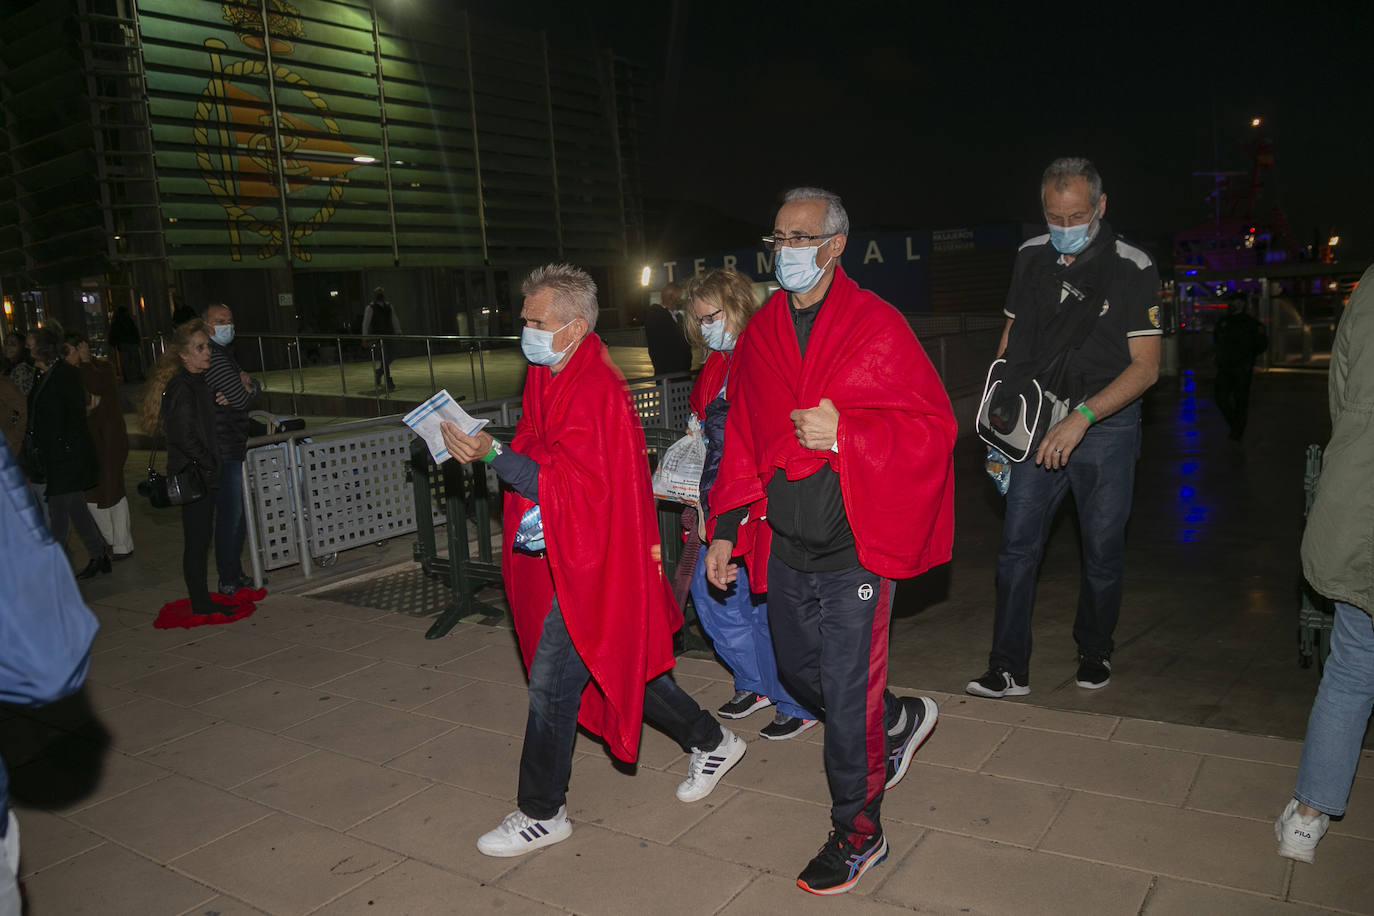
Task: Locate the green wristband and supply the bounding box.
[1075,403,1097,425]
[480,444,498,463]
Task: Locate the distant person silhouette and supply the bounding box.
[1213,301,1268,440]
[644,282,691,375]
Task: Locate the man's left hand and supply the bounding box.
[790,397,839,451]
[1034,411,1090,470]
[239,370,253,392]
[440,421,493,464]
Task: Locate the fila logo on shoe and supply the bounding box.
[857,584,873,601]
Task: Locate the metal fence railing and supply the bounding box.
[242,374,696,586]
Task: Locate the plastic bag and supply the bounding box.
[985,446,1011,496]
[513,503,546,553]
[651,417,706,505]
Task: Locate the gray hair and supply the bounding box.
[202,303,231,321]
[522,263,599,332]
[1041,157,1103,208]
[782,187,850,236]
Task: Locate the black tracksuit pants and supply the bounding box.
[767,556,903,846]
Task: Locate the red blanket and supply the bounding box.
[502,334,681,763]
[688,349,731,418]
[709,267,957,589]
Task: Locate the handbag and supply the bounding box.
[139,438,206,508]
[974,359,1070,463]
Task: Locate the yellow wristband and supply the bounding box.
[1075,403,1096,425]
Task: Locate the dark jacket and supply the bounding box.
[81,360,128,507]
[28,361,99,497]
[645,304,691,375]
[108,313,140,348]
[205,340,259,461]
[162,370,220,488]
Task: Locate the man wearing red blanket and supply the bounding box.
[706,188,957,895]
[441,263,745,859]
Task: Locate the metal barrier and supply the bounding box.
[243,376,697,588]
[407,423,702,642]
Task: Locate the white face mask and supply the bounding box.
[775,242,834,294]
[701,318,736,351]
[210,323,235,346]
[521,319,575,366]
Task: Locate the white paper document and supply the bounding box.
[403,389,489,463]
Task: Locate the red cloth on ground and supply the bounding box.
[501,334,681,763]
[687,349,731,418]
[709,266,957,590]
[154,588,263,629]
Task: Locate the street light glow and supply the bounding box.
[1329,236,1340,246]
[1250,117,1262,127]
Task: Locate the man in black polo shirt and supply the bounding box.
[967,157,1162,700]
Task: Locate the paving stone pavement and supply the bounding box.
[4,361,1372,914]
[3,574,1371,914]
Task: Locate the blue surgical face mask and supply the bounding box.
[210,323,235,346]
[775,242,834,294]
[701,319,737,352]
[1048,216,1098,255]
[521,319,576,366]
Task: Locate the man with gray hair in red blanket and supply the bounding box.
[706,187,957,895]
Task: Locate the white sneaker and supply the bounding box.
[1275,798,1328,863]
[676,728,746,802]
[476,806,572,857]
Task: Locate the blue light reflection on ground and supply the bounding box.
[1174,370,1211,543]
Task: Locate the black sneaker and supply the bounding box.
[1075,656,1111,689]
[717,690,772,719]
[965,667,1030,699]
[796,830,889,896]
[759,712,818,741]
[885,695,938,790]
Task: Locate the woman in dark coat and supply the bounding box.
[67,333,134,557]
[27,327,110,579]
[139,319,221,613]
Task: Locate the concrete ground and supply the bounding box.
[4,358,1373,914]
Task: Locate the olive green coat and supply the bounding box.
[1301,264,1374,615]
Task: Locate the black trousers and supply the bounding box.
[48,490,107,562]
[767,557,902,846]
[181,489,217,609]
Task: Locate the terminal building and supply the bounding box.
[0,0,650,346]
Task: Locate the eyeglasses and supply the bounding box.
[761,233,836,252]
[696,308,723,327]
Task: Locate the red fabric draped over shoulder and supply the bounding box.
[501,334,681,763]
[708,267,957,590]
[688,349,731,419]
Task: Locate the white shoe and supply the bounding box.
[1275,798,1328,863]
[676,728,746,802]
[476,806,572,857]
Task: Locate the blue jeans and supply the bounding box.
[517,601,721,820]
[214,459,246,586]
[1294,601,1374,816]
[689,551,811,720]
[990,401,1142,679]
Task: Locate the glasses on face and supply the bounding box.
[696,308,723,327]
[761,232,836,252]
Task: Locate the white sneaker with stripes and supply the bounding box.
[477,806,572,857]
[676,728,746,802]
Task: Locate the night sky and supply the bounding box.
[466,0,1374,265]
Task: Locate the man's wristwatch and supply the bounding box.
[481,439,503,463]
